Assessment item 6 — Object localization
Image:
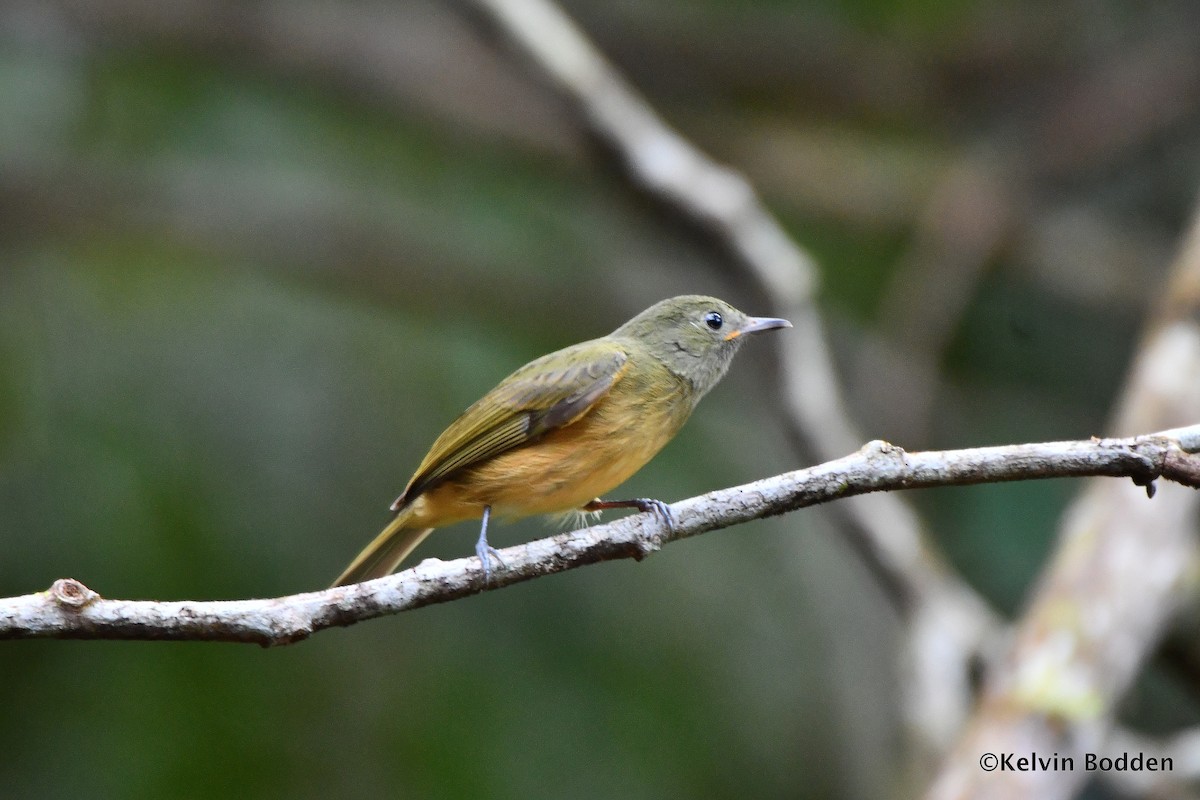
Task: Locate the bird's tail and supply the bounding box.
[332,512,434,587]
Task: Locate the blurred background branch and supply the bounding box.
[929,199,1200,800]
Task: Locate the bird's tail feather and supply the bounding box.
[332,515,434,587]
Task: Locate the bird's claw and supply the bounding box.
[474,505,505,583]
[475,539,504,583]
[633,498,676,532]
[582,496,675,531]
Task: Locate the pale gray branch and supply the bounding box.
[2,427,1197,647]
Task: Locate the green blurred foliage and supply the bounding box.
[1,1,1197,798]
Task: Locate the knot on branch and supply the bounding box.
[859,439,900,457]
[49,578,98,610]
[1123,435,1200,497]
[859,440,909,476]
[1127,454,1160,498]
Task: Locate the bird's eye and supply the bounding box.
[703,311,723,330]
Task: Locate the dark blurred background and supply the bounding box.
[1,1,1197,798]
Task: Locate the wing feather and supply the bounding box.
[392,340,629,508]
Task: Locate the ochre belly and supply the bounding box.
[402,377,692,528]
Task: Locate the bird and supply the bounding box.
[332,295,791,586]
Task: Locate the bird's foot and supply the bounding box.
[583,497,675,532]
[475,505,505,584]
[475,538,505,583]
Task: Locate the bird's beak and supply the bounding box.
[724,315,793,341]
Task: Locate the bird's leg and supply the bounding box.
[582,497,676,531]
[475,505,505,582]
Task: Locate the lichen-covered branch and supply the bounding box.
[2,427,1196,647]
[927,207,1200,800]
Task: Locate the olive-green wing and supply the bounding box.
[392,339,629,508]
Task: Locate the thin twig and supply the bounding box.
[2,427,1196,647]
